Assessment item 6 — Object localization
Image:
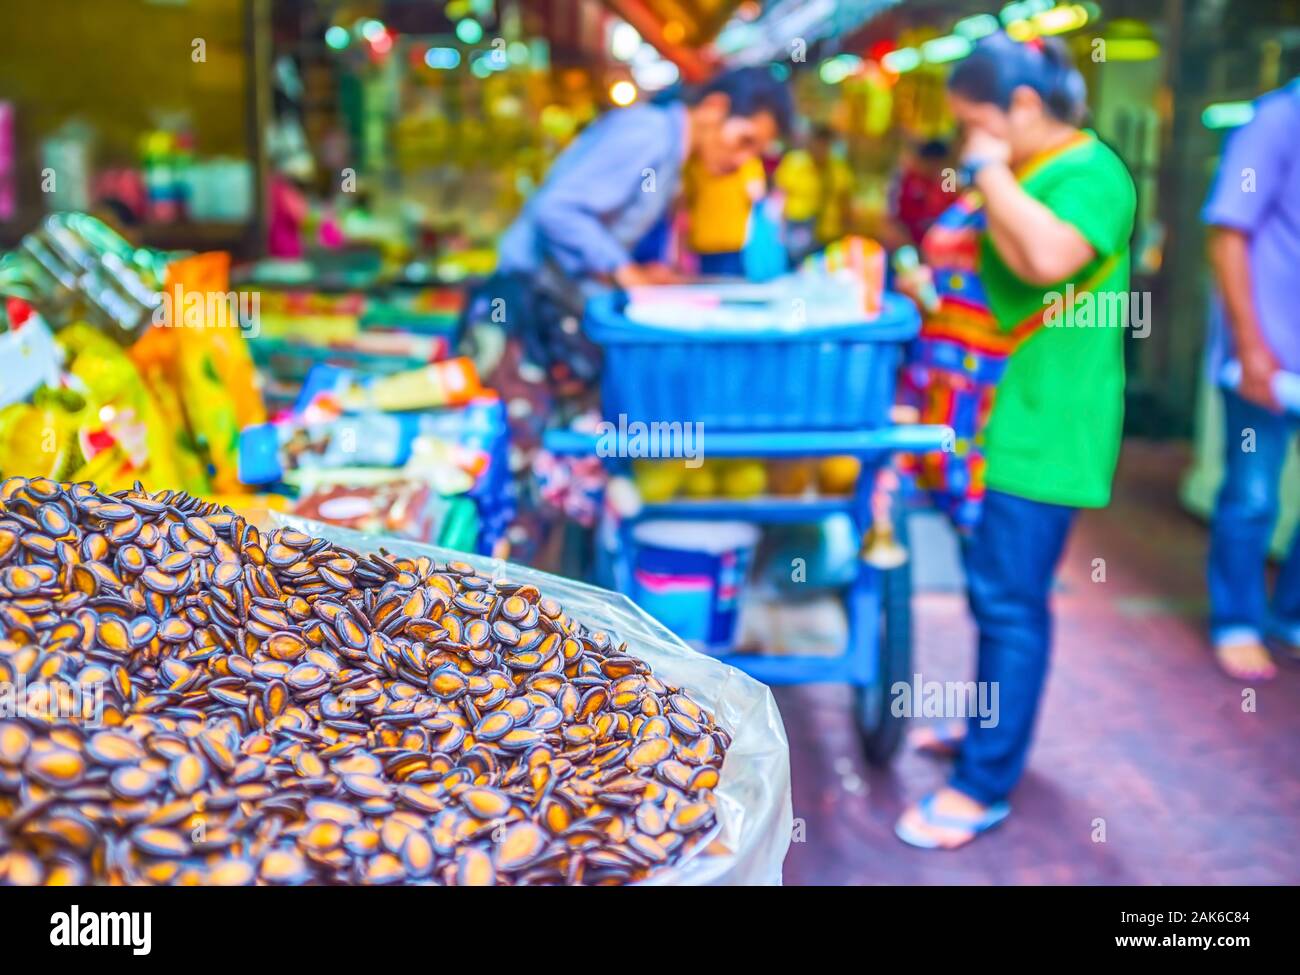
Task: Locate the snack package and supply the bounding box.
[57,322,197,493]
[134,360,211,492]
[238,405,496,488]
[0,393,81,480]
[131,251,266,494]
[239,366,505,486]
[340,357,482,413]
[291,479,454,544]
[0,314,61,408]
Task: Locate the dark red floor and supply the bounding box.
[776,441,1300,885]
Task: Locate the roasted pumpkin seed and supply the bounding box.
[0,476,728,886]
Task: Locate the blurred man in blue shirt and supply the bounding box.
[1203,79,1300,680]
[484,68,791,390]
[497,67,792,293]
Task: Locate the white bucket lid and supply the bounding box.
[632,520,760,554]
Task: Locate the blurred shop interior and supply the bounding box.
[1,0,1298,532]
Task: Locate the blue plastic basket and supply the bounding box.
[585,290,920,431]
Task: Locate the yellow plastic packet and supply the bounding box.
[0,398,81,480]
[132,252,267,494]
[57,322,196,493]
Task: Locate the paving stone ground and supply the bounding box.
[775,441,1300,885]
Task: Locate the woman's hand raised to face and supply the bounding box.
[961,127,1011,167]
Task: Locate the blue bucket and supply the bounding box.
[630,521,759,654]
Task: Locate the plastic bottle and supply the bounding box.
[891,245,940,313]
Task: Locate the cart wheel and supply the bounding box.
[855,546,913,766]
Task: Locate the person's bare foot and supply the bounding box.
[1215,639,1277,681]
[895,786,1004,850]
[910,720,966,758]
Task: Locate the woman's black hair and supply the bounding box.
[948,32,1088,124]
[918,139,950,159]
[684,66,795,138]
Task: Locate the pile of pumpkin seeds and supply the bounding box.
[0,476,728,885]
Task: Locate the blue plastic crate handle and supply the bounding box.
[586,290,921,345]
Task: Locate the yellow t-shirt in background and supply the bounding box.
[775,150,820,222]
[775,151,853,243]
[814,156,853,244]
[684,156,765,255]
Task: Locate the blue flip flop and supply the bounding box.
[894,793,1011,850]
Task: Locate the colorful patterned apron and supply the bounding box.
[899,132,1115,530]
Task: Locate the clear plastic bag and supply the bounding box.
[276,515,793,885]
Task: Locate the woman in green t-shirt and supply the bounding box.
[896,33,1136,850]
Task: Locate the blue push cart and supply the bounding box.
[544,286,950,763]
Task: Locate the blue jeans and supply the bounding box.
[1207,389,1300,646]
[697,251,745,277]
[952,490,1077,805]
